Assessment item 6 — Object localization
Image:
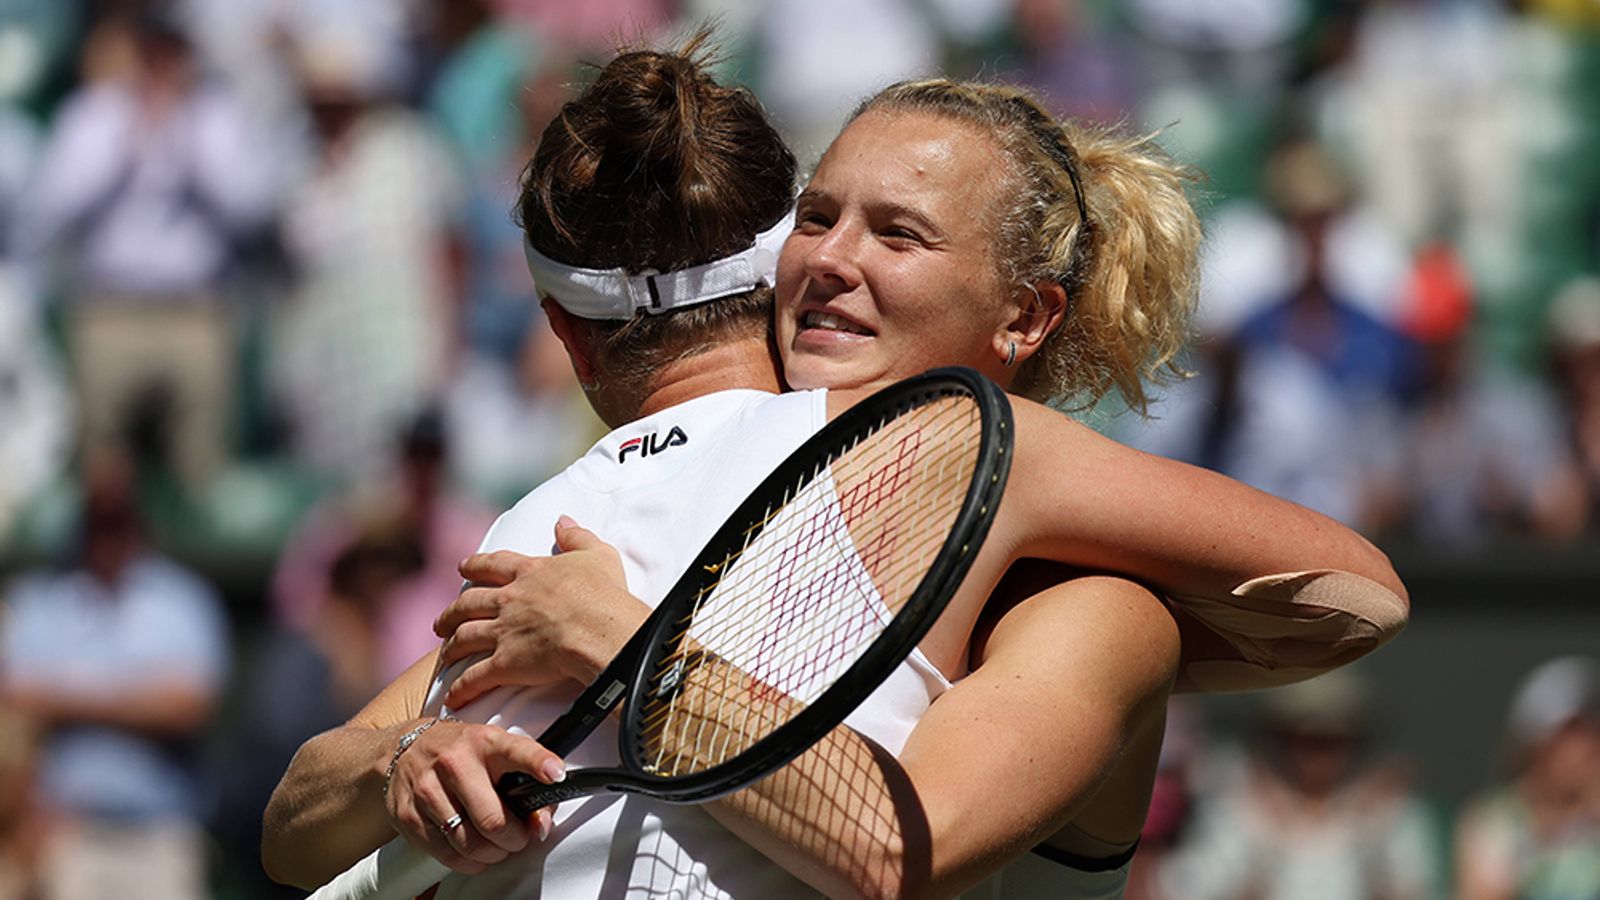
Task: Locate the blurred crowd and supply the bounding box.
[0,0,1596,898]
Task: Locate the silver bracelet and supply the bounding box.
[382,717,443,797]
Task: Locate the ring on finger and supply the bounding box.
[438,813,465,834]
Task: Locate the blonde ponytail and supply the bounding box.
[1032,120,1202,412]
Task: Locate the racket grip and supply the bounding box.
[498,767,615,819]
[306,835,452,900]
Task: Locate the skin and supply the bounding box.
[777,110,1058,395]
[264,108,1405,897]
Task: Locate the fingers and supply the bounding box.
[438,619,498,668]
[389,725,567,873]
[434,747,530,856]
[435,584,503,639]
[489,730,572,832]
[553,516,614,559]
[486,730,569,784]
[442,654,510,710]
[458,549,530,590]
[391,768,490,875]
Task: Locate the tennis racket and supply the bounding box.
[308,366,1013,900]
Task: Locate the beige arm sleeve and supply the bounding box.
[1171,570,1409,692]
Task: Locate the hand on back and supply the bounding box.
[438,518,646,709]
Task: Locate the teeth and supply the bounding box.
[803,311,870,335]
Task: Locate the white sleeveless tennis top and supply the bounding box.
[425,388,1130,899]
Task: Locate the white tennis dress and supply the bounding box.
[424,387,1129,899]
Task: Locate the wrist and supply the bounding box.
[580,605,649,681]
[381,716,450,797]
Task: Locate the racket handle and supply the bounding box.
[498,766,621,819]
[306,835,452,900]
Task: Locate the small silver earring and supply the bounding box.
[1003,341,1017,367]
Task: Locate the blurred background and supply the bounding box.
[0,0,1596,898]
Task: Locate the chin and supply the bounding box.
[781,353,870,392]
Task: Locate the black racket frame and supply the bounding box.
[499,367,1013,818]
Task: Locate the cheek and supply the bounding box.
[774,241,808,305]
[892,274,999,360]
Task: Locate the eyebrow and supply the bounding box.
[797,188,949,243]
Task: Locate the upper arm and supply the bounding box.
[895,575,1179,892]
[1006,397,1404,597]
[1000,398,1408,689]
[349,650,439,730]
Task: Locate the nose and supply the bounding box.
[797,220,862,291]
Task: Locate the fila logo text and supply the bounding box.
[619,426,688,463]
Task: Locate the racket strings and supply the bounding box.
[635,394,982,778]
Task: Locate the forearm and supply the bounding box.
[1014,402,1405,595]
[629,643,930,899]
[261,718,417,888]
[262,651,436,887]
[706,727,934,900]
[1009,400,1408,688]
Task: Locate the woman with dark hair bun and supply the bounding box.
[266,33,1405,899]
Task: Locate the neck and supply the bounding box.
[634,338,783,420]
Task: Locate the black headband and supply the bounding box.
[1019,103,1091,230]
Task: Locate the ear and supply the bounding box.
[994,282,1068,366]
[541,297,600,389]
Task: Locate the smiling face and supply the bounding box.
[776,110,1022,391]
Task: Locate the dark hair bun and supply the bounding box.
[520,32,795,273]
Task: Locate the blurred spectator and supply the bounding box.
[176,0,414,132]
[267,27,462,483]
[417,0,539,171]
[1120,137,1414,529]
[1380,243,1580,545]
[1210,139,1414,529]
[1126,698,1211,900]
[1155,673,1443,900]
[0,279,74,544]
[270,408,495,685]
[423,8,564,363]
[443,316,600,506]
[427,33,597,501]
[998,0,1142,126]
[1230,139,1419,402]
[0,449,230,900]
[1324,0,1517,254]
[211,524,426,900]
[755,0,945,162]
[495,0,675,55]
[0,705,44,900]
[1122,0,1309,96]
[1456,656,1600,900]
[1547,276,1600,534]
[1120,0,1311,202]
[17,12,275,497]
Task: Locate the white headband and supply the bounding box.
[524,212,794,320]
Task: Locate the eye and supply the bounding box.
[879,224,923,245]
[795,209,833,233]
